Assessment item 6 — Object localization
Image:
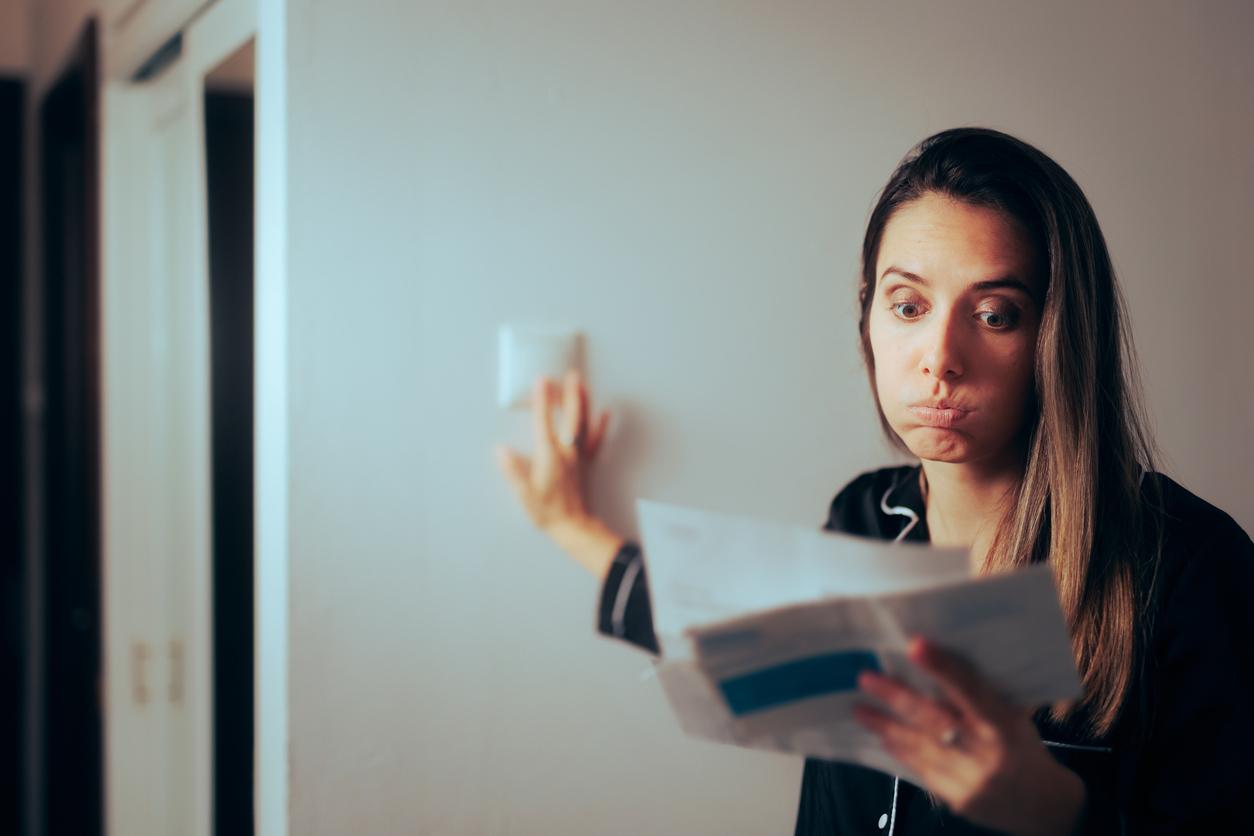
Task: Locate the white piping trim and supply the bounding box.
[878,473,919,833]
[888,775,899,834]
[1043,739,1113,753]
[880,471,921,543]
[611,553,642,638]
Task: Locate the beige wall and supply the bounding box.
[283,1,1254,834]
[27,0,96,92]
[0,0,30,75]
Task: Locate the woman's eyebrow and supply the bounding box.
[879,266,1035,296]
[970,277,1035,296]
[881,266,931,285]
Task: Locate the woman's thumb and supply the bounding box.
[495,445,529,492]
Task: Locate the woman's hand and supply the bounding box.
[853,637,1086,836]
[495,370,622,576]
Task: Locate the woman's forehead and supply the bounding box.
[876,194,1042,293]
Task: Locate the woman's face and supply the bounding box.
[868,192,1043,466]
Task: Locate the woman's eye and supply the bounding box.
[890,301,924,320]
[977,308,1020,330]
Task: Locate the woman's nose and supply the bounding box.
[919,313,965,381]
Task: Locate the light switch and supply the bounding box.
[498,324,583,409]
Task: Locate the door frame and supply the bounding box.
[250,2,290,832]
[100,1,264,833]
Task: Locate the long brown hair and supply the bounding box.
[857,127,1164,738]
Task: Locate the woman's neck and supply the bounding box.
[919,452,1024,570]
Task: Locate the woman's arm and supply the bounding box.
[544,512,662,654]
[594,539,660,656]
[547,513,624,579]
[495,371,660,656]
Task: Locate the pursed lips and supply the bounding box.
[907,403,972,428]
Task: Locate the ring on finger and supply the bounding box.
[939,726,961,747]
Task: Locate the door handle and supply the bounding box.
[169,640,184,704]
[132,641,151,705]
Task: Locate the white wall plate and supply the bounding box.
[497,325,583,410]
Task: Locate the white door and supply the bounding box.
[101,1,256,834]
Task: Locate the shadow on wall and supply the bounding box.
[586,399,671,540]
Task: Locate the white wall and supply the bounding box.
[282,2,1254,834]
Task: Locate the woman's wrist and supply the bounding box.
[547,514,625,579]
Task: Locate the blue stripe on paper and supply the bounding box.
[717,650,881,716]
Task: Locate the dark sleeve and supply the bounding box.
[1122,522,1254,832]
[595,540,660,656]
[822,470,879,536]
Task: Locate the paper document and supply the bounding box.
[635,499,1081,783]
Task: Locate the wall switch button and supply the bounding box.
[498,325,582,409]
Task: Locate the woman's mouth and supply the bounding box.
[908,405,971,428]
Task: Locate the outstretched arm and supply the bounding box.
[595,540,660,656]
[494,370,657,656]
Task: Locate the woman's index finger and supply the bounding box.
[532,376,558,453]
[908,637,1010,725]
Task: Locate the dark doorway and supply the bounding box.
[38,18,102,836]
[205,45,256,836]
[1,75,26,836]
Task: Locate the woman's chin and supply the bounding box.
[902,427,980,462]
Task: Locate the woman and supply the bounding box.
[494,127,1254,834]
